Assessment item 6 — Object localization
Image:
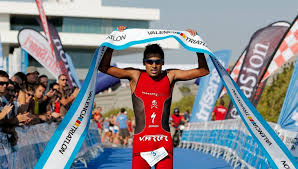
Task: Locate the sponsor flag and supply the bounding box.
[226,21,290,119]
[21,49,29,73]
[35,0,56,59]
[18,29,61,78]
[261,16,298,82]
[277,57,298,131]
[219,48,246,97]
[189,50,231,122]
[65,53,81,88]
[37,18,80,87]
[35,29,297,169]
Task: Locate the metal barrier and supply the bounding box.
[180,119,298,169]
[0,121,103,169]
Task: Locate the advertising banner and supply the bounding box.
[226,22,290,119]
[190,50,231,122]
[18,29,61,78]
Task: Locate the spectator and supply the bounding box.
[0,71,12,120]
[26,66,39,89]
[102,117,111,143]
[183,110,190,124]
[0,71,32,127]
[12,72,27,105]
[57,74,79,116]
[28,83,49,124]
[116,108,129,146]
[211,100,228,121]
[4,80,18,119]
[0,70,9,108]
[93,106,103,134]
[38,75,48,90]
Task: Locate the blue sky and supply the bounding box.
[103,0,298,66]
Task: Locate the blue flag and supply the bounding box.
[190,50,231,122]
[65,53,81,88]
[21,49,29,73]
[277,58,298,131]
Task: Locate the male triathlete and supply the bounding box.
[99,26,209,169]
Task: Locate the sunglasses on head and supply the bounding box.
[0,81,8,86]
[144,59,164,65]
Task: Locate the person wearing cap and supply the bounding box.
[26,66,39,89]
[98,26,209,169]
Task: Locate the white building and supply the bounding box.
[0,0,179,79]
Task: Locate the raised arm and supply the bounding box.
[168,29,209,82]
[98,26,140,80]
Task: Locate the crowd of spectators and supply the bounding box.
[0,66,79,145]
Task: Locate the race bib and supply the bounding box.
[140,147,168,167]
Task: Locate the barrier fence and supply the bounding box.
[181,119,298,169]
[0,121,103,169]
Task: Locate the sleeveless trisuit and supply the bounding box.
[132,71,174,169]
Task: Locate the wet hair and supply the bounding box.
[143,44,164,61]
[0,70,9,78]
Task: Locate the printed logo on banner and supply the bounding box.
[106,35,126,41]
[59,91,92,154]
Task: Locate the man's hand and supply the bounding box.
[186,29,197,36]
[0,104,13,120]
[17,112,32,124]
[117,26,127,32]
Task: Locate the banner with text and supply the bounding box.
[45,19,80,87]
[226,21,290,119]
[190,50,231,122]
[35,29,297,169]
[18,29,61,78]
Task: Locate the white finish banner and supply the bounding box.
[35,28,297,169]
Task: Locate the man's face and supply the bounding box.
[58,75,68,87]
[0,76,9,95]
[12,76,23,88]
[144,54,163,77]
[27,72,39,84]
[5,84,15,102]
[34,85,45,99]
[39,77,48,88]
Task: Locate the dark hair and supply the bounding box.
[0,70,9,78]
[35,83,46,90]
[38,74,48,80]
[49,82,59,89]
[220,99,225,106]
[120,108,126,113]
[14,72,26,82]
[143,44,164,61]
